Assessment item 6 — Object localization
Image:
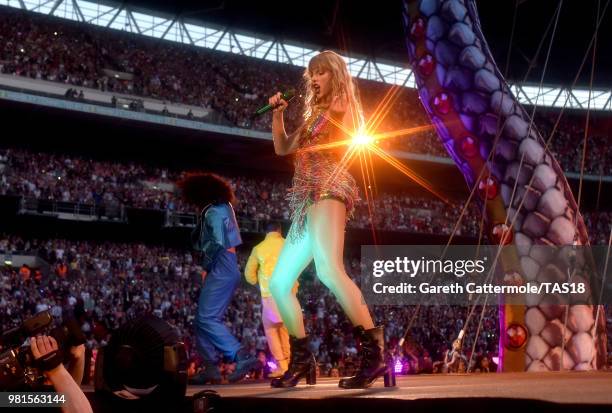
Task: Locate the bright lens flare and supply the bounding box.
[352,134,374,146]
[295,97,448,242]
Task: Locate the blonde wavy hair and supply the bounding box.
[303,50,364,130]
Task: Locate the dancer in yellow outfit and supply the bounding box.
[245,222,298,378]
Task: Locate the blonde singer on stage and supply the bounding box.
[267,50,394,389]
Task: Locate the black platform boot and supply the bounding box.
[270,336,316,387]
[338,326,395,389]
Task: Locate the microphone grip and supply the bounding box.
[253,90,296,117]
[254,103,279,116]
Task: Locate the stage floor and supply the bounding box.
[82,372,612,412]
[186,371,612,405]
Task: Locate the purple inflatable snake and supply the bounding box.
[402,0,606,371]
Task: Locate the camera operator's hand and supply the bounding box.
[30,336,93,413]
[31,335,63,374]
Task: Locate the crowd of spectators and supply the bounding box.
[0,5,611,386]
[0,147,481,235]
[1,234,611,380]
[2,147,610,243]
[535,111,612,176]
[2,8,610,174]
[1,147,186,211]
[0,234,526,380]
[0,6,444,153]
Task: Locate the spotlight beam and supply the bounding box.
[369,145,451,205]
[295,96,451,226]
[365,85,404,134]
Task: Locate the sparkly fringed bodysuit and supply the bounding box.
[286,109,360,241]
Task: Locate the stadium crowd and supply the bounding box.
[1,234,610,380]
[0,234,518,380]
[2,147,610,243]
[1,8,610,173]
[0,147,484,236]
[0,7,611,382]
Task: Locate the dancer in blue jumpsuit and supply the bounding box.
[178,172,259,383]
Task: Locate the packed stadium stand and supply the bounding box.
[0,3,610,387]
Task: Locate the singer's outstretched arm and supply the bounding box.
[270,92,303,155]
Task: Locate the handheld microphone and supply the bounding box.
[253,89,296,117]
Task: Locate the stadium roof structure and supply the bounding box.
[3,0,612,111]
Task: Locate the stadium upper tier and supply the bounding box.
[2,0,611,111]
[0,5,610,176]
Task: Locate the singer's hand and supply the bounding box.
[269,92,288,114]
[329,93,348,119]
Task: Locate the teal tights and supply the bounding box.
[269,198,374,337]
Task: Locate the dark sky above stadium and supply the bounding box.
[118,0,610,88]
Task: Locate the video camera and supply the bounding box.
[0,310,85,391]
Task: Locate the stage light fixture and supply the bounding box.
[352,134,374,146]
[95,315,187,407]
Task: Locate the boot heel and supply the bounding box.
[306,363,317,385]
[383,367,396,387]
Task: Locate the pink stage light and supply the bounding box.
[394,359,403,374]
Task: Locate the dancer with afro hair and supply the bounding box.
[178,172,260,383]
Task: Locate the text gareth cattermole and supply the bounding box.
[372,257,487,278]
